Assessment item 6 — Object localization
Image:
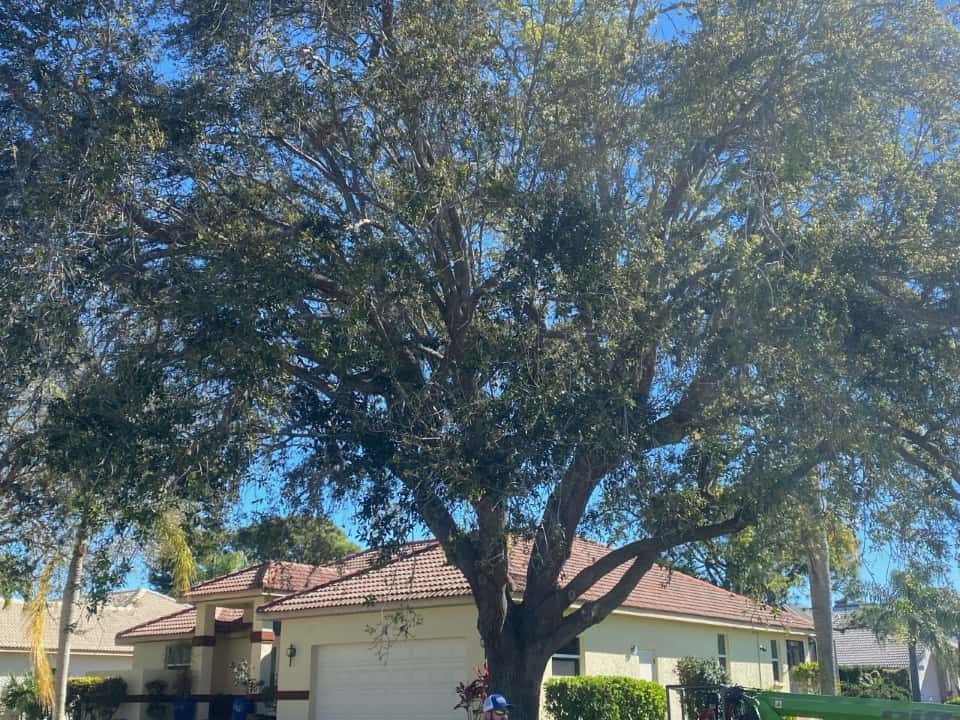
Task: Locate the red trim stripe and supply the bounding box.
[250,629,276,643]
[276,691,309,701]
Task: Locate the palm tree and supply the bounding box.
[853,565,960,701]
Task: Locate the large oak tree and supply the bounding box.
[5,1,960,717]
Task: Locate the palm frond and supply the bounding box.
[154,510,196,595]
[23,559,57,710]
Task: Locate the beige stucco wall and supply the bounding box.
[275,603,485,720]
[0,650,133,681]
[580,612,796,688]
[274,602,805,720]
[122,601,807,720]
[212,631,255,694]
[576,612,801,720]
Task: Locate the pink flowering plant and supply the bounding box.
[454,663,489,720]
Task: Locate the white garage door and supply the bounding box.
[312,639,466,720]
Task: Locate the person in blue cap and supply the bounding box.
[483,694,512,720]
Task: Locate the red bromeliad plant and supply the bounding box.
[455,664,490,720]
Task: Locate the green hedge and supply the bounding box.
[944,697,960,705]
[545,676,666,720]
[66,676,127,720]
[838,666,910,692]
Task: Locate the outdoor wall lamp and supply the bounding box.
[287,643,297,666]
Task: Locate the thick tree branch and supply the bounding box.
[543,442,832,629]
[524,449,620,609]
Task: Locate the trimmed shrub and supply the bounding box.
[839,669,910,701]
[66,676,127,720]
[944,697,960,705]
[545,676,666,720]
[838,666,910,692]
[675,658,729,720]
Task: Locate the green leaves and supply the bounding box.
[545,676,667,720]
[4,2,960,713]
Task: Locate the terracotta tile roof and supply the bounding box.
[183,561,341,599]
[0,590,184,654]
[524,537,813,629]
[260,542,471,614]
[260,537,814,631]
[118,550,409,641]
[323,541,438,577]
[116,606,246,642]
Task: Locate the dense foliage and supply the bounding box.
[676,657,729,720]
[545,676,666,720]
[3,1,960,717]
[66,677,127,720]
[2,674,50,720]
[839,672,911,702]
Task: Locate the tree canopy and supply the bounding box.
[148,514,359,594]
[3,1,960,717]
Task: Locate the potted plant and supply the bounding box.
[229,661,261,719]
[144,680,169,720]
[172,670,195,720]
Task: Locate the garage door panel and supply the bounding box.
[313,639,466,720]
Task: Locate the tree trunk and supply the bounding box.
[908,635,922,701]
[806,534,838,696]
[53,524,89,720]
[802,474,838,696]
[484,638,550,720]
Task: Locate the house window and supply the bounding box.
[552,638,581,677]
[770,640,781,682]
[165,643,192,669]
[786,640,805,668]
[717,634,728,671]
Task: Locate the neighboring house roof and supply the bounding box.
[0,589,183,655]
[833,608,911,668]
[116,606,246,643]
[259,537,814,631]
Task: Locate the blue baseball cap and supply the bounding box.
[483,694,512,712]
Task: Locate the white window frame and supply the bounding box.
[770,639,781,682]
[165,643,192,670]
[717,634,728,672]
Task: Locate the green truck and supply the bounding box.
[666,685,960,720]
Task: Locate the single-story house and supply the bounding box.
[833,607,959,703]
[0,589,182,682]
[116,538,813,720]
